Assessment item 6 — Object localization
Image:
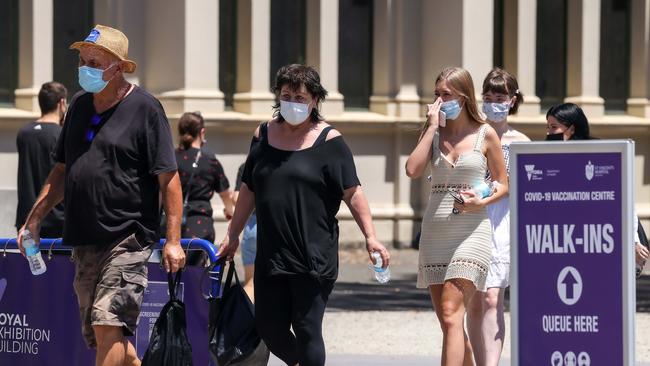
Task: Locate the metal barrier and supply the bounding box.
[0,237,222,365]
[2,237,222,297]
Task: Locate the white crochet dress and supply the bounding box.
[417,124,492,291]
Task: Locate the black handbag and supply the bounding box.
[142,272,194,366]
[638,218,649,250]
[208,260,269,366]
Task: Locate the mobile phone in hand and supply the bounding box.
[439,111,446,127]
[448,189,464,204]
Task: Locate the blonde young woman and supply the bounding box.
[467,68,530,366]
[406,67,508,366]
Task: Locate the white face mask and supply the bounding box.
[482,101,511,122]
[280,100,310,125]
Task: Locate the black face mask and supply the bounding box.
[545,132,564,141]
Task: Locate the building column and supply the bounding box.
[306,0,344,116]
[565,0,605,117]
[420,0,493,106]
[503,0,541,116]
[144,0,224,115]
[369,0,397,116]
[15,0,53,112]
[233,0,275,115]
[394,0,421,118]
[627,0,650,117]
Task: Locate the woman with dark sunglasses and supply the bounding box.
[544,103,649,275]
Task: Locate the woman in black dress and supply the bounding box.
[218,64,390,366]
[174,112,234,265]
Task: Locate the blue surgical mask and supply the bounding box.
[78,63,116,93]
[482,101,510,122]
[440,99,462,120]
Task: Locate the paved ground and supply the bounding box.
[237,247,650,365]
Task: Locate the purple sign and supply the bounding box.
[0,253,211,365]
[515,151,627,365]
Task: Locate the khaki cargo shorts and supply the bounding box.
[72,234,153,348]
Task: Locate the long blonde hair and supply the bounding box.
[435,67,484,124]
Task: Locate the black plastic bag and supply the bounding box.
[209,260,269,366]
[639,218,649,250]
[142,271,193,366]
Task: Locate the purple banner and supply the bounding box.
[0,253,211,365]
[516,152,622,365]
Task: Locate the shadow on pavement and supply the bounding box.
[329,275,432,311]
[329,274,650,312]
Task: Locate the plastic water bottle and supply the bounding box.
[22,230,46,275]
[371,252,390,284]
[473,180,494,199]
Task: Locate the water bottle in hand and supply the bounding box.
[371,252,390,284]
[473,180,494,199]
[22,230,46,275]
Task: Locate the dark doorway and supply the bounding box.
[219,0,237,108]
[339,0,373,109]
[270,0,307,86]
[536,0,567,110]
[600,0,630,112]
[0,0,18,105]
[493,0,505,68]
[53,0,94,97]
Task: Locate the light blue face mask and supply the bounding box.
[440,99,462,120]
[482,101,511,122]
[78,63,116,93]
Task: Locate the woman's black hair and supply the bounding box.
[546,103,593,140]
[271,64,328,123]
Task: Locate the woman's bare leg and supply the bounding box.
[430,279,476,366]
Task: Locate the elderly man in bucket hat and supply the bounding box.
[18,24,185,366]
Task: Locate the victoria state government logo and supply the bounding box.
[585,161,595,181]
[524,164,543,181]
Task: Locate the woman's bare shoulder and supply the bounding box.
[320,121,342,140]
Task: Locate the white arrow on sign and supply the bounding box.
[556,266,583,305]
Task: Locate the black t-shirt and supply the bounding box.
[15,121,65,236]
[235,163,245,191]
[55,87,177,247]
[242,122,360,281]
[176,146,229,218]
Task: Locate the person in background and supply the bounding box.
[18,25,185,366]
[218,64,390,366]
[234,162,256,301]
[172,111,235,266]
[16,81,67,239]
[467,68,530,366]
[544,103,649,274]
[545,102,594,141]
[406,66,508,366]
